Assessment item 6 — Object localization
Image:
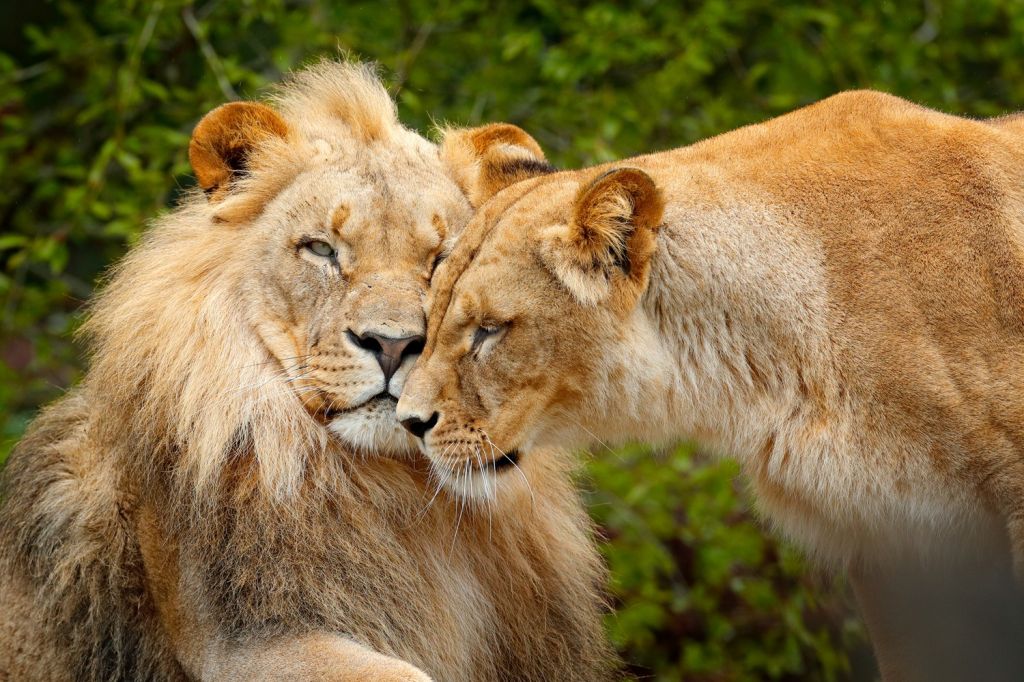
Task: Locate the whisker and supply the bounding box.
[480,447,494,542]
[469,454,477,507]
[228,362,310,395]
[552,407,625,463]
[411,443,453,525]
[449,464,467,561]
[241,353,314,369]
[485,434,535,511]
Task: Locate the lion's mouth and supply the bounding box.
[431,444,521,474]
[324,392,396,420]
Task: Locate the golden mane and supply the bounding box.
[82,203,326,500]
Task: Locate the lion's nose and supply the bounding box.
[348,330,425,382]
[400,412,438,439]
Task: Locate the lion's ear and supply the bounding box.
[440,123,554,207]
[539,168,664,307]
[189,102,289,200]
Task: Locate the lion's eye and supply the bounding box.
[471,323,504,352]
[305,240,335,258]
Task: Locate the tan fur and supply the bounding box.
[400,92,1024,678]
[0,61,613,681]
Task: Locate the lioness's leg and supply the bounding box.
[1003,494,1024,586]
[848,568,915,682]
[1008,511,1024,586]
[851,561,1024,682]
[982,463,1024,586]
[201,634,433,682]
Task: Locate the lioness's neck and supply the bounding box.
[629,196,840,462]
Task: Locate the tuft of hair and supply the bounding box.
[270,58,400,144]
[573,181,636,271]
[204,59,424,225]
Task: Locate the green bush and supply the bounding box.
[587,445,863,680]
[4,1,1024,678]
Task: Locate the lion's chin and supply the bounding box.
[327,398,419,457]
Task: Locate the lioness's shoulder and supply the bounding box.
[794,89,957,134]
[815,89,918,113]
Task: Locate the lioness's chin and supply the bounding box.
[441,464,499,501]
[328,401,418,457]
[429,449,524,502]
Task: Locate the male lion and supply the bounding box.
[0,62,613,681]
[399,93,1024,680]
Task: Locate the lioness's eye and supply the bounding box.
[305,240,335,258]
[430,252,447,276]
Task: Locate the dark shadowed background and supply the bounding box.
[3,1,1023,679]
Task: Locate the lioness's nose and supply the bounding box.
[400,412,438,439]
[348,330,425,382]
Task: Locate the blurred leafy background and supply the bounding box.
[3,0,1024,679]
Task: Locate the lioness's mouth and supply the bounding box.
[490,450,520,472]
[433,448,525,501]
[436,448,520,474]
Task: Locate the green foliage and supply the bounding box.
[588,445,863,680]
[4,0,1024,677]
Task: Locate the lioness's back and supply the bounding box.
[758,92,1024,459]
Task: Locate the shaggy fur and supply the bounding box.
[0,61,613,681]
[400,93,1024,680]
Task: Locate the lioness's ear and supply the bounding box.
[189,102,289,200]
[440,123,554,207]
[540,168,664,307]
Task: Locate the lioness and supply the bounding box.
[399,93,1024,679]
[0,62,613,681]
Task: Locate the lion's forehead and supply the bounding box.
[274,161,460,257]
